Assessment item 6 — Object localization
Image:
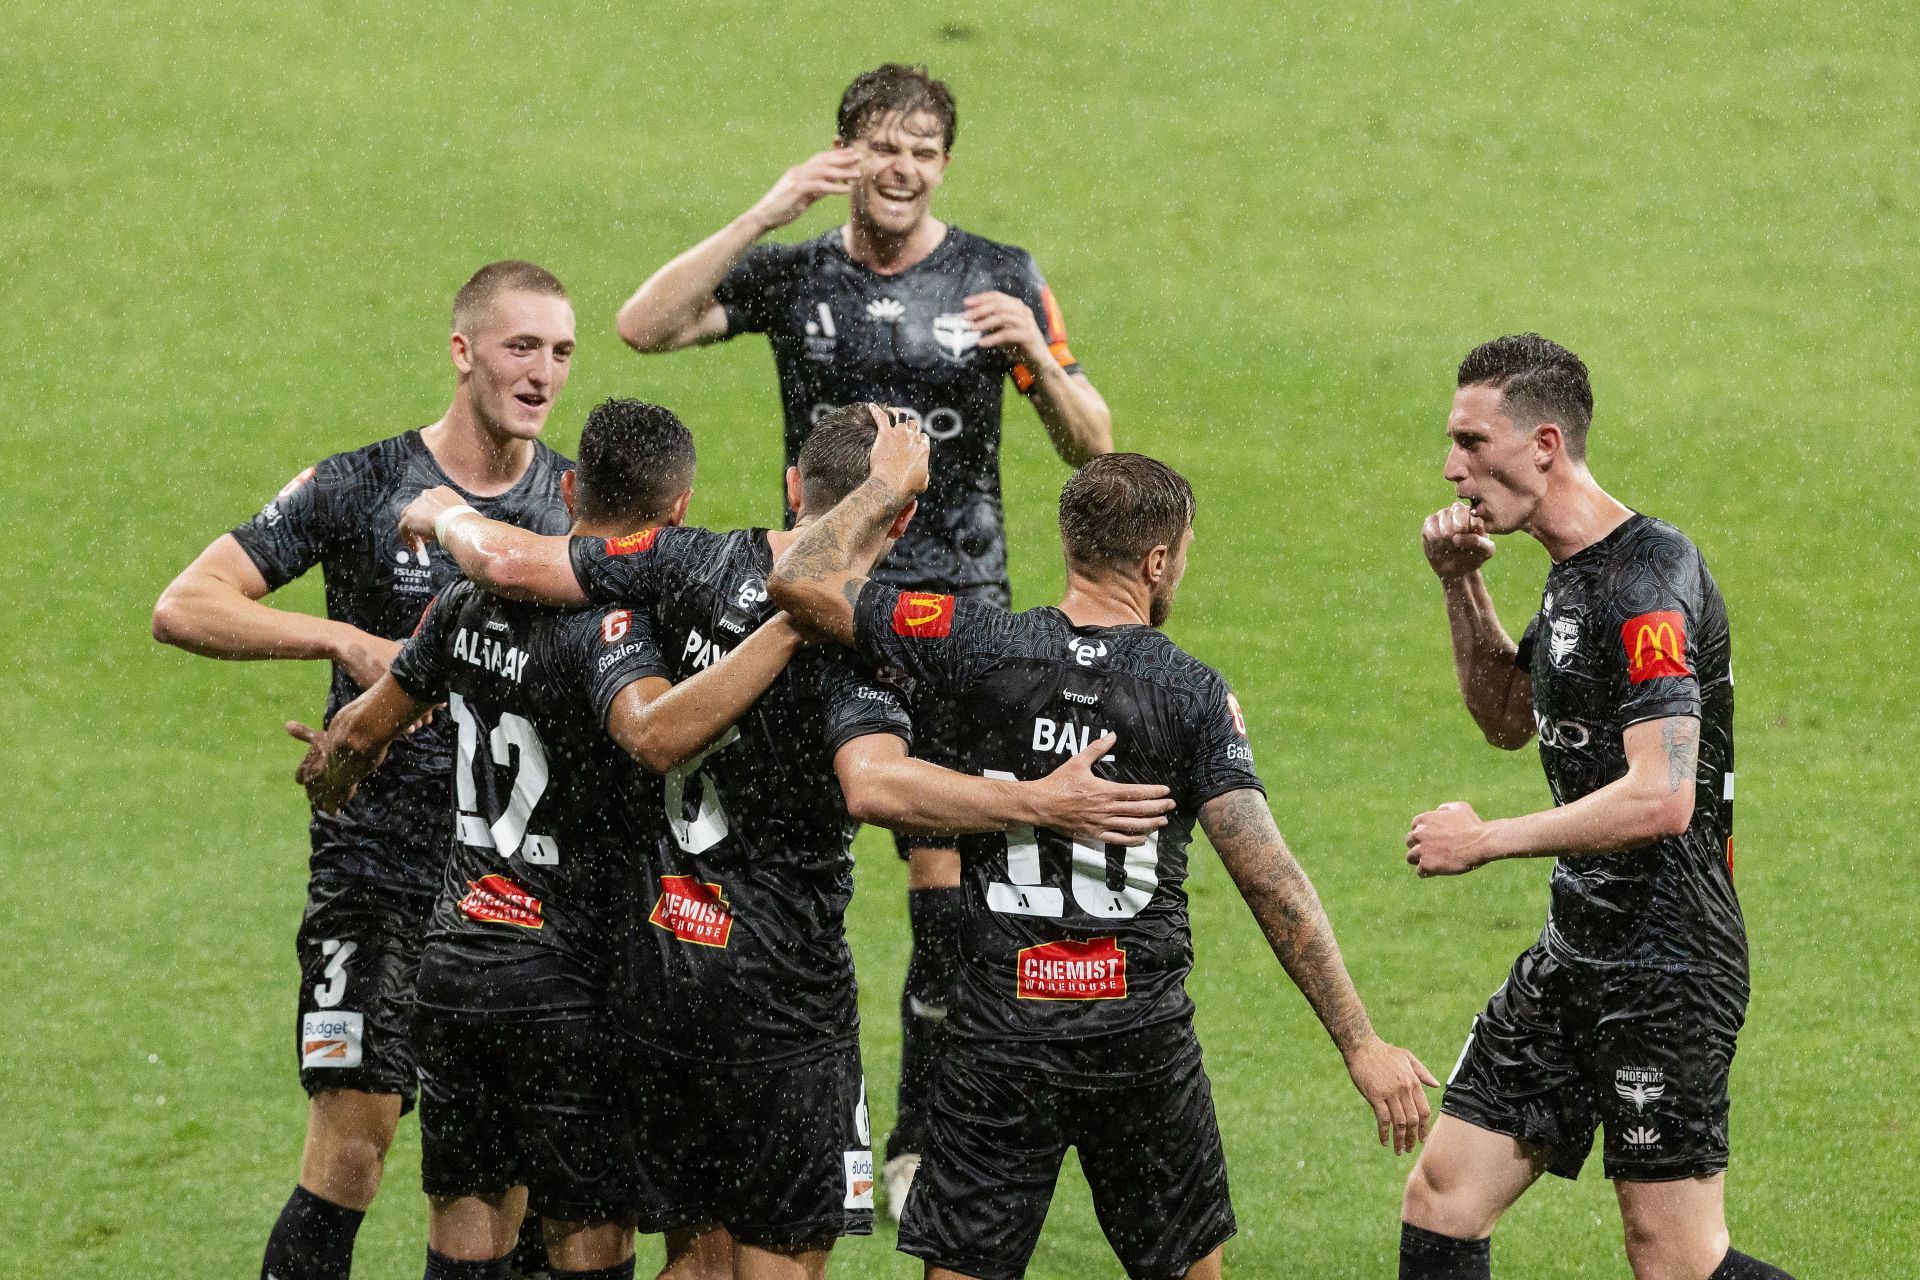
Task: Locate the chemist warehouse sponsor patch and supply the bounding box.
[1016,937,1128,1000]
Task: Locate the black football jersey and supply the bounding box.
[852,583,1264,1067]
[388,580,668,1020]
[568,525,913,1061]
[713,226,1081,594]
[230,431,572,894]
[1514,514,1744,982]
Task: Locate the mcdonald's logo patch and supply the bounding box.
[605,527,661,557]
[892,592,955,639]
[1622,611,1690,683]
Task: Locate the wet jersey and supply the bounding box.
[389,580,668,1021]
[1514,514,1744,982]
[714,226,1081,593]
[568,525,913,1061]
[852,584,1263,1068]
[230,431,573,893]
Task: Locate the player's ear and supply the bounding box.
[1533,422,1563,469]
[784,466,805,515]
[888,499,917,540]
[560,470,577,519]
[666,488,693,528]
[449,330,473,375]
[1143,544,1171,585]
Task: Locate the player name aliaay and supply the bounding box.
[452,627,530,683]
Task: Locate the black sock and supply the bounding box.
[261,1185,365,1280]
[550,1262,636,1280]
[507,1216,552,1279]
[892,886,964,1159]
[1710,1248,1795,1279]
[1399,1222,1491,1280]
[424,1249,511,1279]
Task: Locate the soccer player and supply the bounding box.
[287,398,818,1280]
[397,404,1172,1280]
[612,62,1115,1206]
[767,416,1437,1280]
[1399,335,1791,1280]
[150,261,577,1280]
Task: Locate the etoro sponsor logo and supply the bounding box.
[842,1149,875,1209]
[649,874,734,948]
[1622,611,1690,684]
[1017,937,1128,1001]
[735,578,768,610]
[458,874,544,929]
[1614,1066,1666,1113]
[301,1011,364,1069]
[1067,637,1108,667]
[604,527,661,557]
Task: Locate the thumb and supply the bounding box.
[1411,1054,1441,1088]
[286,720,321,745]
[1071,732,1117,771]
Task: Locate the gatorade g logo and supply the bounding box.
[649,875,734,948]
[1622,611,1690,683]
[602,609,631,643]
[605,527,661,556]
[1017,937,1128,1001]
[891,592,955,639]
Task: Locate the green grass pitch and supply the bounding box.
[4,2,1914,1274]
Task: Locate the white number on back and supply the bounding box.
[981,769,1160,919]
[447,691,561,864]
[664,727,739,855]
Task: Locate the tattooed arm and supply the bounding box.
[1199,788,1438,1154]
[1406,715,1700,876]
[766,409,929,647]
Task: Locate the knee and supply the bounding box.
[1620,1213,1728,1280]
[306,1128,393,1203]
[1401,1157,1492,1240]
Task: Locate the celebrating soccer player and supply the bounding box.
[611,62,1114,1210]
[768,411,1435,1280]
[151,262,577,1280]
[397,404,1170,1279]
[1399,335,1793,1280]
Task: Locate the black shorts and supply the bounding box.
[897,1039,1235,1280]
[627,1037,872,1248]
[1441,941,1748,1182]
[294,878,432,1106]
[416,1010,637,1224]
[895,582,1011,858]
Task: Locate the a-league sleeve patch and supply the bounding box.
[1622,610,1691,683]
[604,527,660,556]
[891,591,955,639]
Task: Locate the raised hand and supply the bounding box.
[748,149,864,232]
[1422,502,1496,581]
[1406,800,1493,877]
[866,404,931,501]
[963,291,1049,369]
[1343,1035,1440,1156]
[1025,733,1175,846]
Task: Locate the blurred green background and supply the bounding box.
[3,1,1913,1274]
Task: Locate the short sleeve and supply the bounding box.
[851,582,1014,695]
[568,526,672,607]
[1515,613,1542,670]
[228,459,335,590]
[714,243,803,337]
[812,650,912,755]
[1611,592,1702,728]
[1186,673,1264,807]
[387,585,463,703]
[578,605,670,726]
[1005,253,1082,394]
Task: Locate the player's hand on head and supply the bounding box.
[1343,1035,1439,1156]
[751,148,863,231]
[398,485,465,548]
[1405,800,1491,877]
[866,404,931,499]
[1421,503,1496,580]
[963,291,1049,366]
[335,633,402,692]
[1030,732,1175,846]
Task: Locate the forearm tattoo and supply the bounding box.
[1661,716,1699,793]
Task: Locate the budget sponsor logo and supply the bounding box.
[1622,611,1690,683]
[649,875,734,948]
[301,1011,364,1069]
[842,1150,875,1209]
[457,874,544,929]
[891,592,955,639]
[1016,937,1128,1001]
[604,527,661,557]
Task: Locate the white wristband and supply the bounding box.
[433,503,479,545]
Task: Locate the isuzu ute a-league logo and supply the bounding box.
[804,301,837,361]
[931,312,980,363]
[1615,1066,1666,1112]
